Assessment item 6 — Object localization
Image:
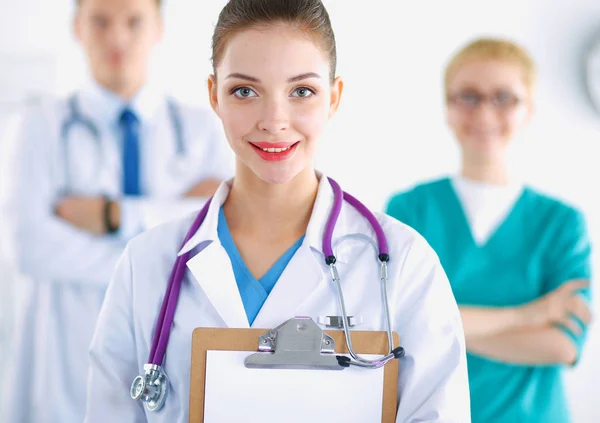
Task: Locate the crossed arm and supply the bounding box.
[460,280,591,365]
[54,179,222,236]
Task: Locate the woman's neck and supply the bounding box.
[461,153,511,185]
[223,166,319,240]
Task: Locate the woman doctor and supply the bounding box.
[84,1,470,421]
[386,38,592,423]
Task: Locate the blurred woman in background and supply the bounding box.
[386,38,592,423]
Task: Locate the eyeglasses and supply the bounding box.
[448,90,522,111]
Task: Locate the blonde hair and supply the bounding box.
[444,38,536,99]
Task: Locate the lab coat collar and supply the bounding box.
[177,180,249,328]
[79,78,164,127]
[177,173,349,262]
[177,180,231,256]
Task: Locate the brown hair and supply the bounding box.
[211,0,337,83]
[445,37,536,99]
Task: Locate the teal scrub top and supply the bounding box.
[217,207,305,325]
[385,178,592,423]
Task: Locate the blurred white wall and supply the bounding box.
[1,0,599,422]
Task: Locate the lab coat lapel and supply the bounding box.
[68,85,128,196]
[180,181,250,328]
[186,242,250,328]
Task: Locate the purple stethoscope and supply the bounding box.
[130,177,404,411]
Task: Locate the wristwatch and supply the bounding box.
[103,197,119,234]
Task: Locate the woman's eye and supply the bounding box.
[233,87,258,98]
[291,87,315,98]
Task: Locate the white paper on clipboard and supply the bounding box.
[203,350,385,422]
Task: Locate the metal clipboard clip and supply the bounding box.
[244,316,346,371]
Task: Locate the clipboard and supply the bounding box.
[189,317,400,422]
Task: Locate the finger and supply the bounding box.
[559,316,582,336]
[563,279,590,290]
[568,296,592,325]
[561,279,590,293]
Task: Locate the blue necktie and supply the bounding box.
[119,108,141,196]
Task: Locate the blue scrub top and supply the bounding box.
[385,178,592,423]
[217,207,305,325]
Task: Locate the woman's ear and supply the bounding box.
[328,76,344,118]
[208,74,219,116]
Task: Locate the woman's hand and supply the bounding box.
[520,279,591,334]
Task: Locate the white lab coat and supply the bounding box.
[84,176,471,423]
[0,82,234,423]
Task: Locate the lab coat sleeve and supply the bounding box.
[2,106,125,286]
[85,245,147,422]
[393,234,471,422]
[118,197,207,240]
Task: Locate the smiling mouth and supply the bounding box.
[250,141,300,151]
[249,141,301,161]
[256,144,296,153]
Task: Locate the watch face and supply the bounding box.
[586,36,600,113]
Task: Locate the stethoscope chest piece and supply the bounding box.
[130,364,169,411]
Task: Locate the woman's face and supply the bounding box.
[446,59,533,163]
[209,24,343,185]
